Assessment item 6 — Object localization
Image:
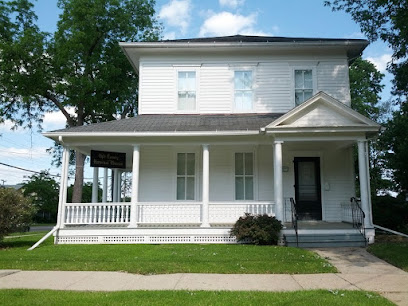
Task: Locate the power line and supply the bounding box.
[0,162,60,177]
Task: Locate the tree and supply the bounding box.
[326,0,408,194]
[0,0,161,202]
[67,182,102,203]
[349,57,391,195]
[22,171,59,222]
[0,188,36,240]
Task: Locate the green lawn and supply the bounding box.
[0,289,392,306]
[0,232,336,274]
[368,241,408,272]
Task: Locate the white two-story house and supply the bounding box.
[43,35,380,247]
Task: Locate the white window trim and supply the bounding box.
[232,149,258,201]
[291,66,317,107]
[174,67,200,113]
[230,66,257,113]
[174,148,200,201]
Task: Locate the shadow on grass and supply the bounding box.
[0,239,37,249]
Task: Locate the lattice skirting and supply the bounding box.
[55,234,238,244]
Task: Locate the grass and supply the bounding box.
[368,240,408,272]
[0,232,336,274]
[0,289,392,306]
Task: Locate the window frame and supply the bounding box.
[233,151,257,201]
[175,151,198,201]
[233,70,254,112]
[291,66,317,107]
[174,66,200,113]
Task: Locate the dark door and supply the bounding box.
[294,157,322,220]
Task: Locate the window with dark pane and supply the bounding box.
[294,69,313,106]
[235,152,254,200]
[177,153,195,200]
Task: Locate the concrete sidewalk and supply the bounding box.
[0,248,407,305]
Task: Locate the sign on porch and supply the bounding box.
[91,150,126,169]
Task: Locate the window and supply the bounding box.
[235,153,254,200]
[234,71,253,110]
[178,71,196,111]
[177,153,195,200]
[294,69,313,106]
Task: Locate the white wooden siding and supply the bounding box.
[138,56,351,114]
[317,60,351,105]
[139,146,174,201]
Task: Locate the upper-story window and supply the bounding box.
[178,71,196,111]
[234,71,253,111]
[294,69,313,106]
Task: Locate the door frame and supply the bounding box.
[294,156,322,220]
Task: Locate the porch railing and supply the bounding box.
[342,197,366,245]
[62,201,275,226]
[290,197,299,247]
[209,201,274,224]
[64,203,131,225]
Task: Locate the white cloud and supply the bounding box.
[42,107,76,131]
[219,0,245,9]
[159,0,192,34]
[199,12,277,37]
[0,120,24,133]
[346,32,366,39]
[163,31,176,40]
[365,54,392,73]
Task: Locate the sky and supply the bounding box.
[0,0,393,186]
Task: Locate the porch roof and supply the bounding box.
[48,113,284,134]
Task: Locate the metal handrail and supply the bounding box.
[350,197,367,245]
[290,197,299,247]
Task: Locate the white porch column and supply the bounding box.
[117,170,122,202]
[102,168,108,202]
[201,144,210,227]
[92,167,99,203]
[129,145,140,227]
[113,169,119,202]
[56,147,70,228]
[358,140,373,228]
[273,141,284,222]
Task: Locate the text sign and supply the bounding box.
[91,150,126,169]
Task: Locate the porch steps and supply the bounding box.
[284,232,367,248]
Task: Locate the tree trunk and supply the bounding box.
[72,151,85,203]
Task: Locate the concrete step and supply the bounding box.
[284,233,367,248]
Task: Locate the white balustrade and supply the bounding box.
[63,201,275,226]
[64,203,131,225]
[137,202,201,224]
[209,201,275,224]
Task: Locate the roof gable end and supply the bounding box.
[266,92,380,129]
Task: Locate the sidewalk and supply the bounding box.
[0,248,407,305]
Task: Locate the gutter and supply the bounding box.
[42,130,261,139]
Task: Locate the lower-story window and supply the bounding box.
[177,153,195,200]
[235,152,254,200]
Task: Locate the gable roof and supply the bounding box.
[46,113,283,135]
[266,92,381,133]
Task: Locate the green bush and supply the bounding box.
[372,195,408,234]
[230,213,283,245]
[0,188,36,240]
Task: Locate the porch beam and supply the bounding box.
[56,147,70,228]
[273,141,284,222]
[201,144,210,227]
[129,145,140,228]
[92,167,99,203]
[357,140,373,228]
[102,168,108,202]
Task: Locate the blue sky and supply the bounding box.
[0,0,393,185]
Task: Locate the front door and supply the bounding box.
[294,157,322,220]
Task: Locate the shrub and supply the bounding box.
[230,213,283,245]
[0,188,36,241]
[372,195,408,234]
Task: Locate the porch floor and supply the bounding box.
[284,221,354,230]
